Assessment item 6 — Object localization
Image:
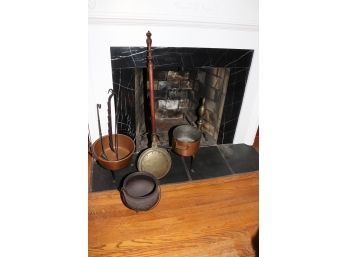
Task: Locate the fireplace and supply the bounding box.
[110,47,253,152]
[88,0,258,149]
[88,0,259,191]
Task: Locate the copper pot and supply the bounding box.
[172,125,202,157]
[121,171,161,211]
[92,134,135,171]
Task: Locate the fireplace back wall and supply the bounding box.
[110,47,253,151]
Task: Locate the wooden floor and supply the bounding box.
[89,160,259,257]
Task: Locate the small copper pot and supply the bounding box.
[172,125,202,157]
[120,171,161,211]
[92,134,135,171]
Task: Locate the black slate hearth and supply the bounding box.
[218,144,259,173]
[91,143,259,193]
[160,151,189,184]
[183,146,232,180]
[92,155,137,192]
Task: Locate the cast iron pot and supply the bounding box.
[92,134,135,171]
[120,171,161,211]
[172,125,202,157]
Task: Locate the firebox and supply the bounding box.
[110,47,253,152]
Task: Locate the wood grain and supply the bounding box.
[89,172,259,257]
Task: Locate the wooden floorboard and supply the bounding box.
[89,169,259,257]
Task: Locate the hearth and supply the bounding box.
[91,143,259,192]
[110,47,253,152]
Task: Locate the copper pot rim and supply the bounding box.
[173,125,202,142]
[121,171,160,199]
[92,134,135,163]
[174,137,201,144]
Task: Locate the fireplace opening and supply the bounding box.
[110,47,254,153]
[134,67,231,151]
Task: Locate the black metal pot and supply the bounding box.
[120,171,161,211]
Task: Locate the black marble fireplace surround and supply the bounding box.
[110,47,254,147]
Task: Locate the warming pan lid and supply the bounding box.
[137,147,171,179]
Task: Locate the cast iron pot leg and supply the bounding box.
[190,155,195,173]
[110,170,116,183]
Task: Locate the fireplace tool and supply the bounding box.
[92,90,135,177]
[108,88,121,160]
[96,104,108,160]
[88,124,92,155]
[172,98,205,172]
[107,89,116,156]
[137,31,172,179]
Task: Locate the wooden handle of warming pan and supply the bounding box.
[146,31,157,138]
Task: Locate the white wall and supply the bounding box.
[88,0,258,145]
